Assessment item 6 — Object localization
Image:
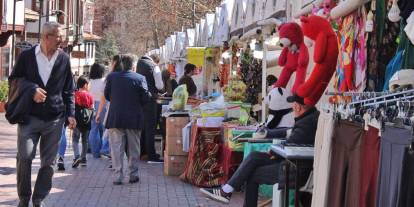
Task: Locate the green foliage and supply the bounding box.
[0,80,8,102]
[95,31,120,65]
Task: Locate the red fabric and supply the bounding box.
[180,125,224,187]
[360,126,380,207]
[220,64,230,87]
[297,15,339,106]
[75,90,93,108]
[274,22,309,93]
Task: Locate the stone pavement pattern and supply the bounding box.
[0,115,245,207]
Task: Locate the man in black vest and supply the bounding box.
[136,54,164,163]
[8,22,76,207]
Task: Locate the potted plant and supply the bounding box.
[0,80,8,113]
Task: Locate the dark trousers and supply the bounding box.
[227,152,280,207]
[140,99,158,159]
[72,127,89,159]
[377,127,411,207]
[360,126,380,207]
[16,116,64,204]
[398,147,414,207]
[327,121,364,207]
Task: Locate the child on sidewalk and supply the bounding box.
[72,76,94,168]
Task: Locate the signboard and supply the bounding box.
[15,41,33,50]
[71,51,86,59]
[186,47,205,67]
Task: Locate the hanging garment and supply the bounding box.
[376,126,411,207]
[335,8,367,92]
[383,50,403,91]
[397,147,414,207]
[366,3,380,91]
[327,120,364,207]
[397,0,414,21]
[404,12,414,45]
[360,126,381,207]
[376,0,401,91]
[399,19,414,69]
[240,52,262,105]
[311,110,335,207]
[180,126,224,187]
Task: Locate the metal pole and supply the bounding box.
[261,42,267,123]
[192,0,195,27]
[11,0,17,69]
[38,0,43,43]
[46,0,49,22]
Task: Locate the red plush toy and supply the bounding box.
[296,15,339,106]
[274,22,309,93]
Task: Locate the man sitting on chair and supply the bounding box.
[200,94,319,207]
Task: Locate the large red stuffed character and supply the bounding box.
[297,16,339,106]
[274,22,309,93]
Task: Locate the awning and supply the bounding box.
[83,32,102,41]
[25,8,39,22]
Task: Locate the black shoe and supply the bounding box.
[200,188,232,204]
[113,179,123,185]
[57,157,65,171]
[72,158,81,168]
[80,158,87,166]
[129,176,140,184]
[108,164,112,169]
[147,158,164,164]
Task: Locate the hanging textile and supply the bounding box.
[397,147,414,207]
[367,1,380,91]
[376,126,411,207]
[382,50,403,91]
[399,19,414,69]
[311,110,335,207]
[359,126,381,207]
[240,52,262,105]
[376,0,401,91]
[327,120,364,207]
[180,126,224,187]
[335,8,367,92]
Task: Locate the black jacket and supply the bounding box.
[104,71,151,129]
[5,78,38,124]
[8,46,75,121]
[136,55,158,98]
[286,107,320,145]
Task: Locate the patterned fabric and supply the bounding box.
[180,125,224,187]
[335,9,367,92]
[239,52,262,105]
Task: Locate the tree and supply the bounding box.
[95,0,222,55]
[95,31,120,65]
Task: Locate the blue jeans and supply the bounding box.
[88,101,106,158]
[100,129,111,154]
[58,126,67,158]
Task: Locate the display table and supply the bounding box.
[270,144,314,207]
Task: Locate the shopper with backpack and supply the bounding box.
[72,76,94,168]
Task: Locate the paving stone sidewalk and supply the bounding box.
[0,114,245,207]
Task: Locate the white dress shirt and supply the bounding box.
[35,45,59,86]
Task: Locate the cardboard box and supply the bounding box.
[166,117,190,137]
[166,136,188,156]
[164,154,188,176]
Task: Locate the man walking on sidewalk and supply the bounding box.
[105,54,151,185]
[7,22,76,207]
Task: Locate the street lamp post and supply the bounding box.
[38,0,43,43]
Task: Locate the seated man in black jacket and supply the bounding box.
[200,94,319,207]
